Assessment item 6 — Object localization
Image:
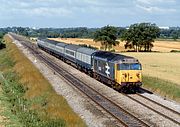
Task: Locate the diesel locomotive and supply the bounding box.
[37,39,142,92]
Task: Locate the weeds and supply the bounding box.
[143,76,180,102]
[0,35,86,127]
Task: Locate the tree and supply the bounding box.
[93,25,119,51]
[172,31,178,41]
[0,33,6,49]
[121,23,160,52]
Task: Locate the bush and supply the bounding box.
[170,50,180,52]
[0,39,6,49]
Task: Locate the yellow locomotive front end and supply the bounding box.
[115,60,142,91]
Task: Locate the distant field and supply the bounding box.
[50,38,180,86]
[50,38,180,52]
[121,52,180,86]
[153,41,180,52]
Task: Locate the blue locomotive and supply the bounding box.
[37,39,142,91]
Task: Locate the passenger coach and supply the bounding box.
[37,39,142,92]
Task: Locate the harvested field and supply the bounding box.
[121,52,180,86]
[153,41,180,52]
[50,38,180,52]
[50,38,125,51]
[50,38,180,86]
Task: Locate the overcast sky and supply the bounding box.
[0,0,179,28]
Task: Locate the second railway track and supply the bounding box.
[18,40,149,127]
[10,34,180,127]
[124,92,180,125]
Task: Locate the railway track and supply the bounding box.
[10,34,180,126]
[137,91,180,116]
[124,93,180,125]
[13,39,149,127]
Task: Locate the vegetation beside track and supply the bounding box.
[143,76,180,102]
[0,35,86,127]
[0,74,23,126]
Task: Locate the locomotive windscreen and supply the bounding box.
[118,63,141,70]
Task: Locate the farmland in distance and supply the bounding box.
[50,38,180,86]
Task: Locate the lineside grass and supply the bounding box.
[143,76,180,102]
[0,85,23,127]
[0,35,86,127]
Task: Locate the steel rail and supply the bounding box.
[18,39,149,127]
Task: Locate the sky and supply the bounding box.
[0,0,179,28]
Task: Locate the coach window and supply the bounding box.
[66,50,74,56]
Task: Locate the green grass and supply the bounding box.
[0,49,23,126]
[0,82,23,127]
[0,35,86,127]
[143,76,180,102]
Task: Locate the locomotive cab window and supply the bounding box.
[131,63,141,70]
[118,63,141,70]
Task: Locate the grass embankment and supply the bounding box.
[0,70,23,126]
[0,35,86,127]
[123,52,180,102]
[143,76,180,102]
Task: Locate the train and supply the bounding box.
[37,39,142,92]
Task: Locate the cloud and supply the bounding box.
[16,7,72,17]
[0,0,179,27]
[1,0,72,16]
[136,4,176,13]
[135,0,177,13]
[136,0,176,5]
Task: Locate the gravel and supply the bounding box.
[41,48,180,127]
[128,94,180,124]
[142,92,180,113]
[11,37,122,127]
[11,36,180,127]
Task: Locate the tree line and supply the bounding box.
[1,26,179,39]
[94,23,160,52]
[0,24,180,52]
[0,27,126,39]
[159,28,180,40]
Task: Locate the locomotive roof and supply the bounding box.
[65,44,81,51]
[94,51,117,60]
[94,51,137,63]
[77,47,97,55]
[111,54,138,63]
